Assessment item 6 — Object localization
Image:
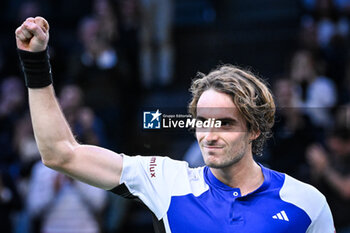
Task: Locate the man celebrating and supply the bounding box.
[16,17,334,232]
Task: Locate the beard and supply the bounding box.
[204,150,245,169]
[199,132,251,169]
[202,139,248,169]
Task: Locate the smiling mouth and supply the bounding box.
[203,146,224,149]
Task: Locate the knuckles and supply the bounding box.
[15,16,50,50]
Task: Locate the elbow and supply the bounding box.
[41,156,62,170]
[40,141,77,170]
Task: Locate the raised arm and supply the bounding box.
[15,17,123,190]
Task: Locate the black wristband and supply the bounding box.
[17,48,53,88]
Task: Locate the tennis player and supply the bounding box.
[15,16,335,232]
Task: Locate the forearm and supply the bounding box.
[29,85,78,167]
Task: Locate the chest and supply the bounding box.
[166,190,311,233]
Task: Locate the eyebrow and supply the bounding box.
[196,116,238,123]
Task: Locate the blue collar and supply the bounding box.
[204,163,271,196]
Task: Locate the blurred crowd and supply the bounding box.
[0,0,350,232]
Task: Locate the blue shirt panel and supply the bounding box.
[167,166,312,233]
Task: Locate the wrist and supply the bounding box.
[17,47,53,88]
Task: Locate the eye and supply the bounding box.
[194,118,205,131]
[196,119,204,124]
[195,118,206,125]
[220,120,232,127]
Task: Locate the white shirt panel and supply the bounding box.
[120,155,209,219]
[280,174,334,232]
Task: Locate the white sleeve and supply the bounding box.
[306,201,335,233]
[280,175,335,233]
[119,155,194,220]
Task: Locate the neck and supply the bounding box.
[210,153,264,196]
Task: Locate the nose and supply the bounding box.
[203,129,219,143]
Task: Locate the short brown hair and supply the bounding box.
[189,65,275,155]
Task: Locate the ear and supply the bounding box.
[249,130,261,141]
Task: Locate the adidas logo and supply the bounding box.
[272,210,289,221]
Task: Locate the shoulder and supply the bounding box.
[117,155,208,220]
[123,154,188,166]
[279,174,326,222]
[121,154,204,183]
[122,154,191,173]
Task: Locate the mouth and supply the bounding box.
[203,145,224,150]
[202,145,225,158]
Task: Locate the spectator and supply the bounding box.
[289,49,337,128]
[268,78,317,180]
[93,0,119,46]
[138,0,174,88]
[0,76,26,172]
[12,113,40,233]
[307,133,350,232]
[13,113,40,173]
[301,0,349,49]
[27,162,107,233]
[116,0,141,93]
[0,170,22,233]
[68,15,133,148]
[307,106,350,232]
[59,84,108,147]
[300,0,349,88]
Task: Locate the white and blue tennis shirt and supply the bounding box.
[110,155,335,233]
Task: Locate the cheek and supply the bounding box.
[223,131,240,139]
[225,132,248,147]
[196,131,204,143]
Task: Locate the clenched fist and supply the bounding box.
[15,16,49,52]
